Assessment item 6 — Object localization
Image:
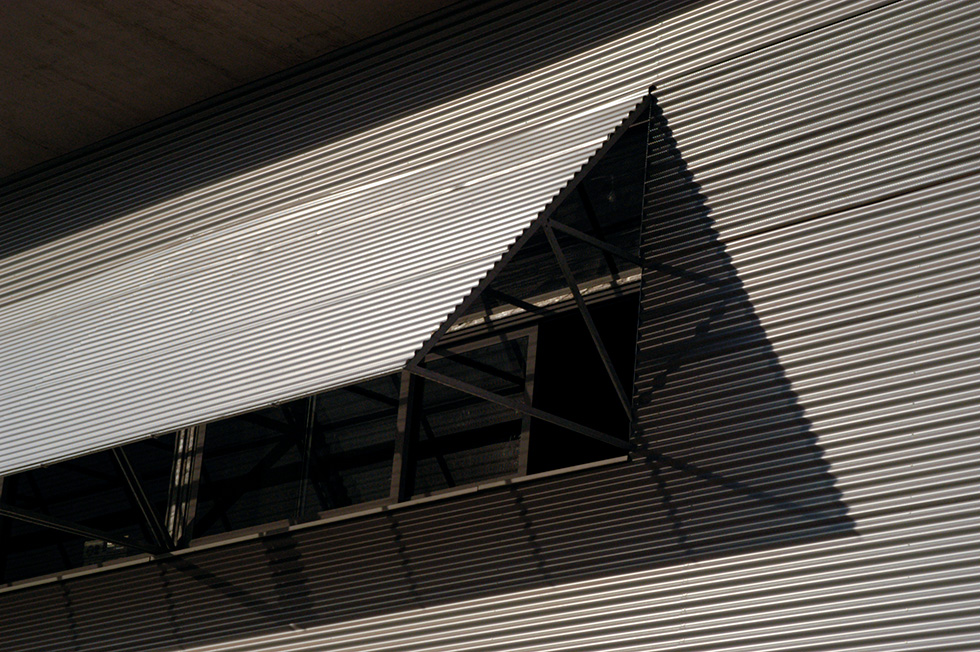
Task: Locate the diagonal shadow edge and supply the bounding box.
[632,96,856,557]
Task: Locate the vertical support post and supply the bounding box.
[517,328,538,476]
[390,371,421,502]
[165,425,206,547]
[295,395,318,521]
[0,476,7,582]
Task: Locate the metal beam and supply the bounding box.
[281,401,344,513]
[384,375,455,491]
[112,448,173,550]
[296,396,318,520]
[427,347,525,388]
[165,425,206,547]
[25,472,73,569]
[0,504,162,555]
[482,287,556,319]
[544,225,632,416]
[409,366,629,450]
[548,219,644,268]
[390,371,422,502]
[344,384,399,407]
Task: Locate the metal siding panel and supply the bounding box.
[633,1,980,652]
[4,1,980,652]
[656,0,980,239]
[0,461,851,652]
[0,0,888,474]
[0,1,667,475]
[654,0,893,82]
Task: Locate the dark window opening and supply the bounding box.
[0,102,650,587]
[528,295,637,473]
[411,329,534,495]
[0,435,175,583]
[194,374,399,538]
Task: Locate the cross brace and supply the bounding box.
[0,503,163,555]
[408,366,628,451]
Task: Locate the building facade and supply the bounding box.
[2,0,980,650]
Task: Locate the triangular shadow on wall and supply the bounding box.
[0,92,855,652]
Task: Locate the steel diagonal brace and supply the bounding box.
[408,366,629,450]
[408,95,652,366]
[113,448,174,550]
[0,503,164,555]
[544,224,632,416]
[547,219,644,268]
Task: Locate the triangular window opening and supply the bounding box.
[0,99,652,585]
[405,99,651,488]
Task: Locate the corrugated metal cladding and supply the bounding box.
[0,460,850,652]
[637,1,980,652]
[4,3,980,652]
[0,0,666,475]
[0,0,893,475]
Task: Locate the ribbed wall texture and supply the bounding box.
[0,0,896,475]
[0,459,851,652]
[4,0,980,651]
[0,0,665,475]
[636,1,980,651]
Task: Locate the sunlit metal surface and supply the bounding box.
[0,3,655,475]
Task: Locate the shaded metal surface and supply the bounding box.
[635,2,980,652]
[656,0,980,239]
[0,457,850,652]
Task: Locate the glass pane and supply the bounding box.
[413,336,529,495]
